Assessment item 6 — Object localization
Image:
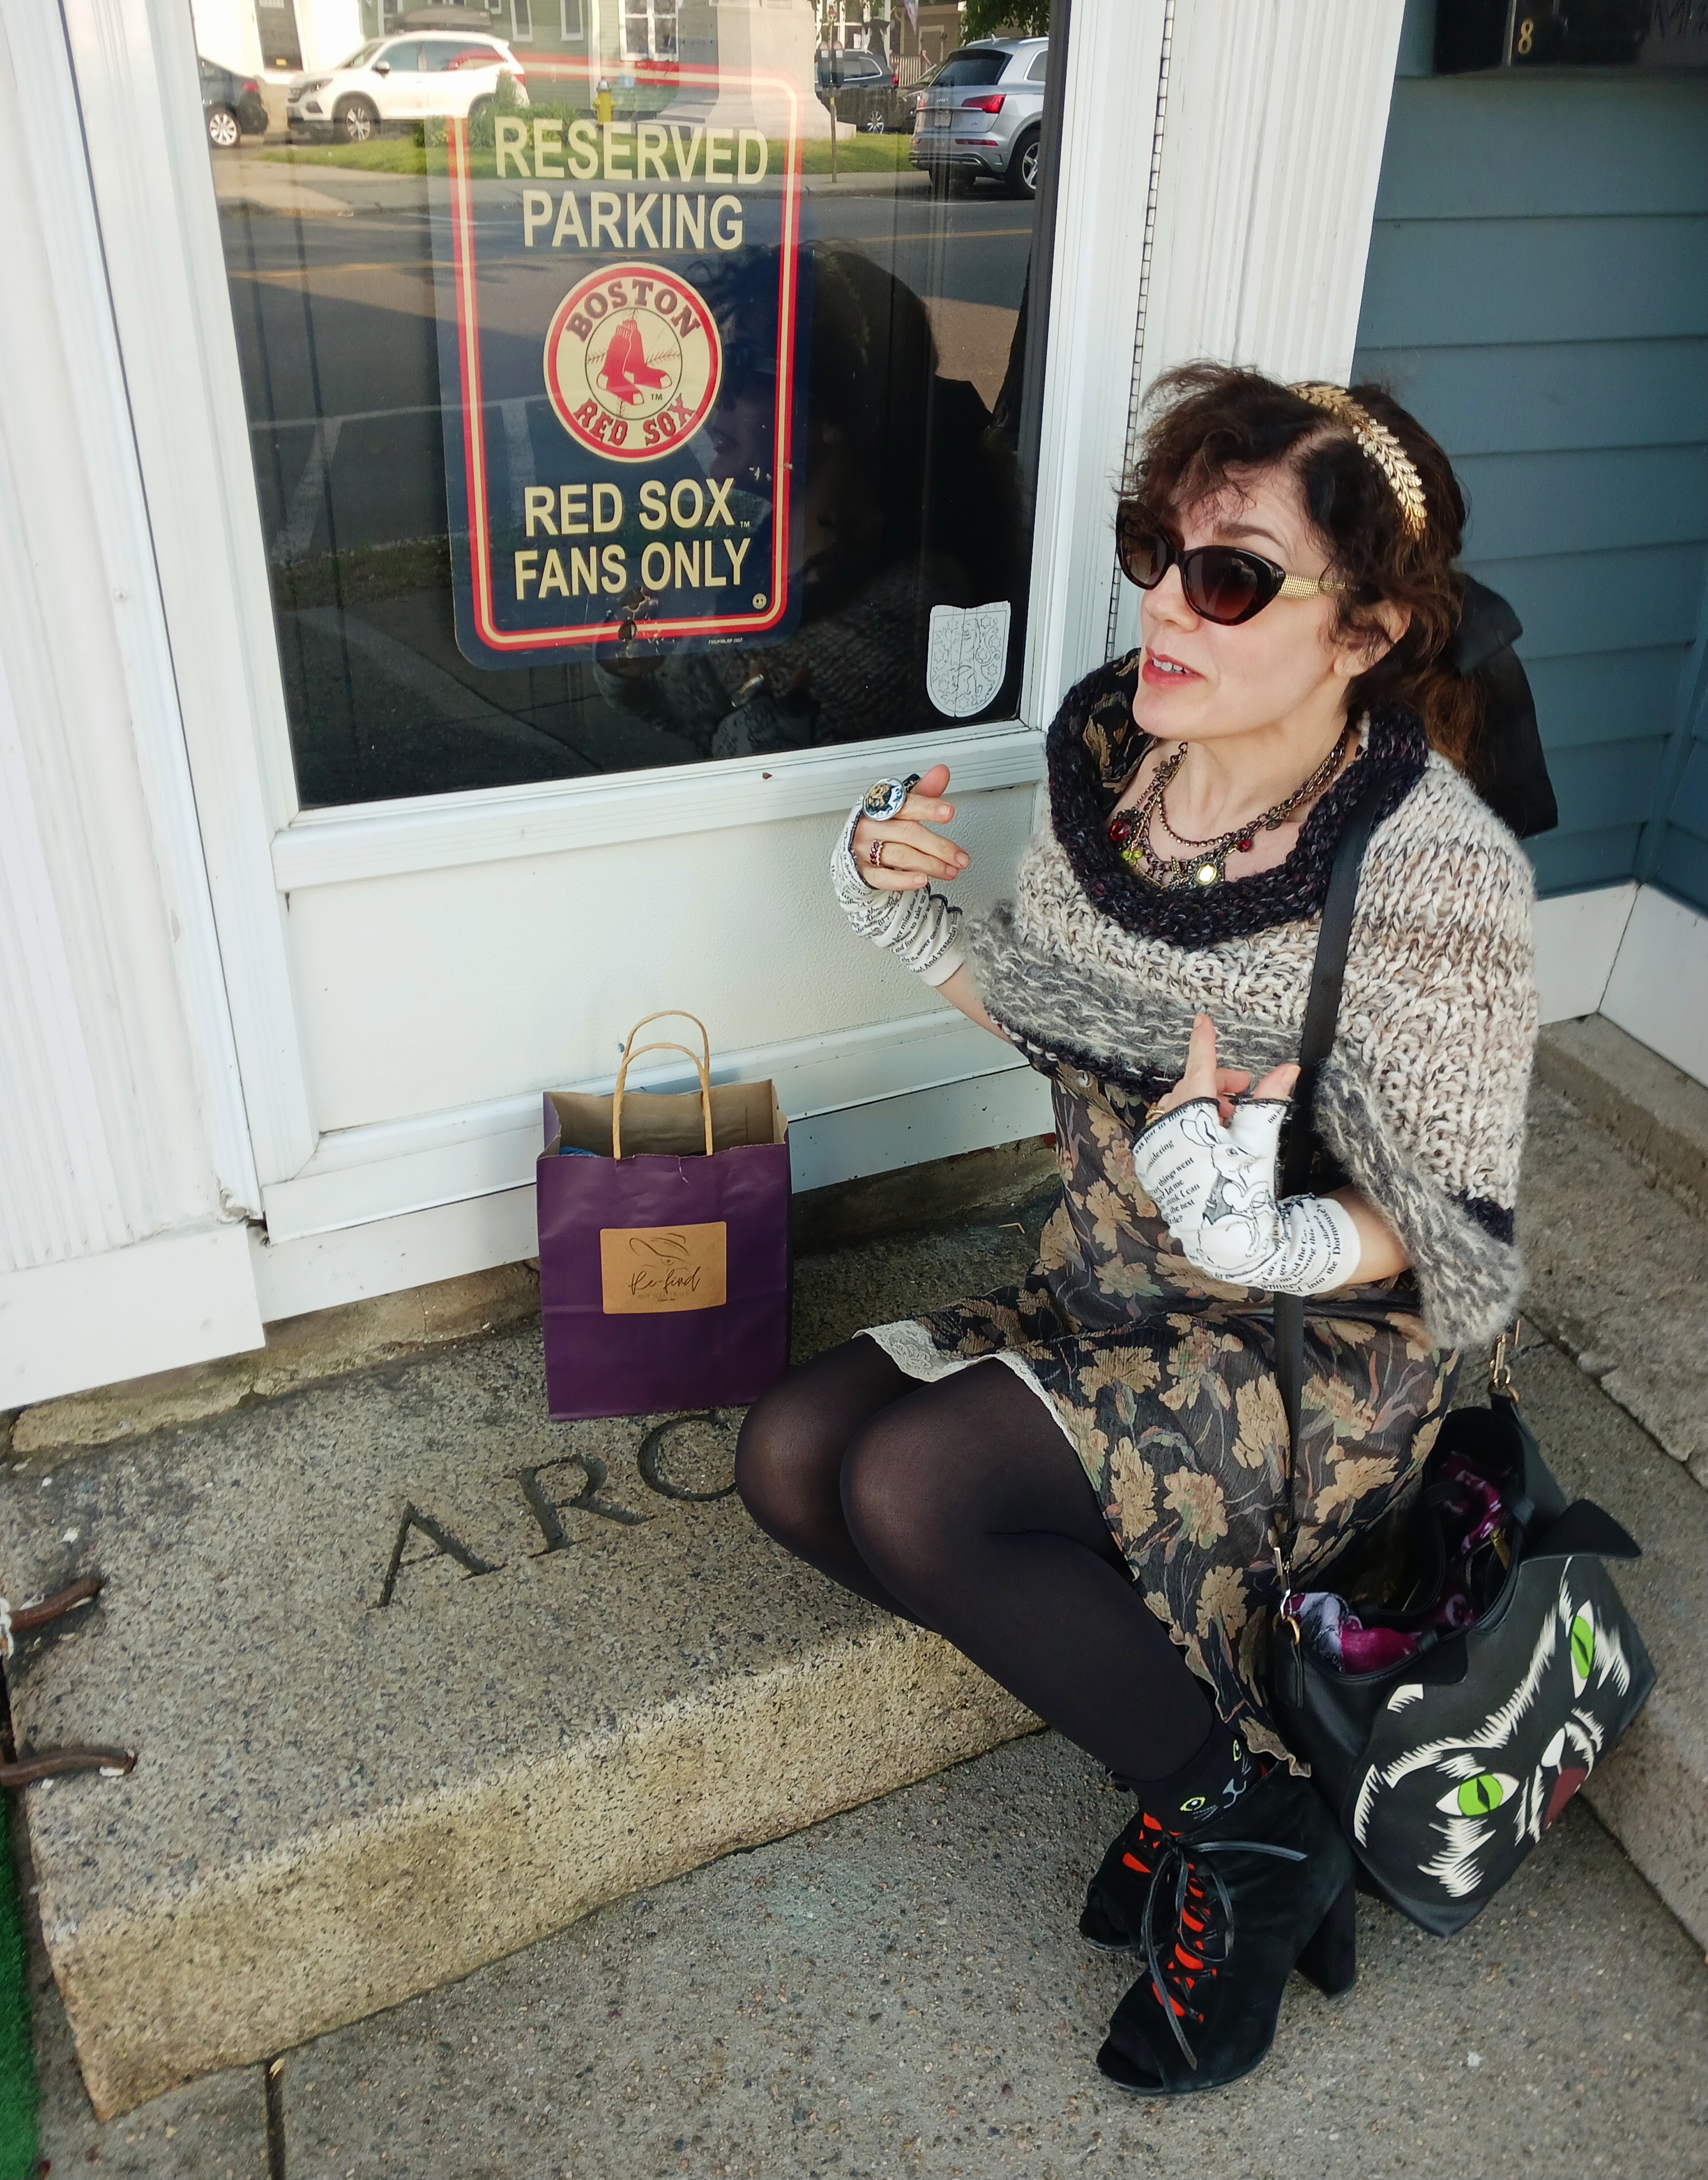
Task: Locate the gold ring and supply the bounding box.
[868,839,886,870]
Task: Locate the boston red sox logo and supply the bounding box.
[544,261,723,462]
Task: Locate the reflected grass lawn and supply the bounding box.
[262,132,918,179]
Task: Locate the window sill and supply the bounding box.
[269,716,1045,889]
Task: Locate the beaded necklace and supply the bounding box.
[1107,728,1354,890]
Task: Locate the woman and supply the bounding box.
[735,366,1536,2095]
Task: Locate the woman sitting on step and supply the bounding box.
[734,363,1536,2095]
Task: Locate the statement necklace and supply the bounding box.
[1107,729,1354,889]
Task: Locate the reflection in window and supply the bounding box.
[212,3,1065,807]
[933,51,1008,85]
[621,0,678,63]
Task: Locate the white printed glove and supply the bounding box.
[829,798,965,986]
[1132,1097,1361,1295]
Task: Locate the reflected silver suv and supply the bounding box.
[909,37,1049,198]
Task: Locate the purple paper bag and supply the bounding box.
[536,1015,792,1420]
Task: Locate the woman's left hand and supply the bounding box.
[1149,1014,1297,1125]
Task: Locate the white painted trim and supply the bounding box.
[272,723,1046,891]
[1603,887,1708,1087]
[261,1009,1033,1241]
[60,0,320,1188]
[787,1064,1053,1196]
[250,1063,1053,1322]
[1022,0,1167,719]
[6,1,262,1222]
[1111,0,1407,657]
[250,1188,540,1325]
[1532,884,1637,1028]
[261,876,1682,1260]
[0,1224,263,1410]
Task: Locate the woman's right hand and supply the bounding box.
[850,763,970,892]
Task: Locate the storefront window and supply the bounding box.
[209,1,1065,807]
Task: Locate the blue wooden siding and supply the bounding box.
[1353,6,1708,909]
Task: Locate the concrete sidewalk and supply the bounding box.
[22,1716,1707,2178]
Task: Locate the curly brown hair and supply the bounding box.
[1123,362,1480,768]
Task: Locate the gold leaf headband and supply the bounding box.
[1292,382,1428,539]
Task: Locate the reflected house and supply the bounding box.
[191,0,831,132]
[667,0,832,142]
[191,0,835,138]
[190,0,366,75]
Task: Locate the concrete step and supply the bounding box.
[7,1055,1703,2123]
[1508,1335,1707,1951]
[1536,1015,1707,1210]
[0,1215,1047,2120]
[1520,1076,1708,1486]
[28,1345,1708,2172]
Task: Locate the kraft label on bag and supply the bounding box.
[599,1223,728,1314]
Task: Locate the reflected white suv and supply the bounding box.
[287,32,529,144]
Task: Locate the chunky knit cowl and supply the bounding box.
[961,653,1538,1351]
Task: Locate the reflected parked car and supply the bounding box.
[909,37,1049,197]
[901,58,946,127]
[286,32,529,144]
[200,55,268,150]
[815,47,904,133]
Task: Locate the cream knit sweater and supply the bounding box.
[963,725,1538,1352]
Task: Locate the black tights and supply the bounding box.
[734,1337,1219,1783]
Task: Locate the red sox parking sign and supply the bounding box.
[431,60,806,666]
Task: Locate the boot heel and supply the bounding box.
[1295,1877,1357,2000]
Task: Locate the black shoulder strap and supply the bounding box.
[1274,777,1392,1454]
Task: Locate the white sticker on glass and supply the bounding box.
[925,600,1011,719]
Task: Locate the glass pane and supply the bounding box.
[210,4,1065,808]
[420,39,486,71]
[932,50,1008,86]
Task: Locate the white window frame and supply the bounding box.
[560,0,585,36]
[57,0,1405,1227]
[54,0,1162,1200]
[508,0,535,43]
[75,0,1156,904]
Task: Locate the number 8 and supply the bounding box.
[1516,17,1535,52]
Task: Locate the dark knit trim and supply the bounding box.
[1460,1196,1517,1245]
[1004,1026,1166,1102]
[1046,653,1430,947]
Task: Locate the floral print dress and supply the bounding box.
[867,1067,1459,1765]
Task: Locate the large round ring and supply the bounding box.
[860,773,921,824]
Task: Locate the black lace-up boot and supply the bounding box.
[1091,1762,1356,2095]
[1080,1725,1263,1952]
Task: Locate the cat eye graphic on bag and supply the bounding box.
[1352,1571,1635,1905]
